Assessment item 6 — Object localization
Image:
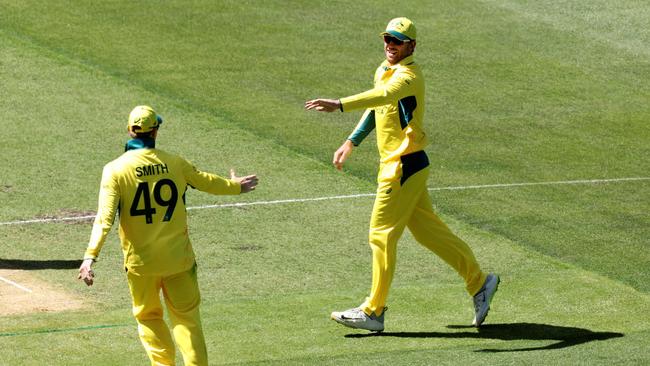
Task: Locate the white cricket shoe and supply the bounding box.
[331,307,385,332]
[472,273,500,327]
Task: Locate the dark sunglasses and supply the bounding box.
[383,35,410,45]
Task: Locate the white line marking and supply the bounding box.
[0,275,33,293]
[0,216,96,226]
[186,193,377,211]
[0,177,648,226]
[427,177,650,191]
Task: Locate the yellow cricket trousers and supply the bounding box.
[127,264,207,366]
[360,155,487,316]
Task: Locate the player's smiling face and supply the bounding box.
[383,36,415,65]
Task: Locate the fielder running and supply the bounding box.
[78,105,258,365]
[305,17,499,332]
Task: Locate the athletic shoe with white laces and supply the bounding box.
[472,273,500,327]
[331,307,386,332]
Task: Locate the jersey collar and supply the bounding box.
[382,55,416,70]
[125,137,156,152]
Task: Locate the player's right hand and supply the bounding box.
[230,169,259,193]
[304,98,341,113]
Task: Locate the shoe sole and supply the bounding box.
[474,275,500,327]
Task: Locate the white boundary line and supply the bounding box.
[0,275,33,293]
[0,177,648,226]
[427,177,650,191]
[0,215,96,226]
[186,193,377,211]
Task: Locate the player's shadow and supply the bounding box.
[345,323,623,352]
[0,258,82,270]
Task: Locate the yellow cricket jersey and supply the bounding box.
[84,140,241,276]
[341,55,427,170]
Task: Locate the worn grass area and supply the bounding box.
[0,0,648,365]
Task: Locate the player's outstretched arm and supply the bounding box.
[230,169,259,193]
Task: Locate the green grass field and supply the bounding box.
[1,1,649,365]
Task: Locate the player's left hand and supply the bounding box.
[304,98,341,112]
[78,259,95,286]
[333,140,354,170]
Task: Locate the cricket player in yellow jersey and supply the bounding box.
[306,18,499,332]
[78,105,258,365]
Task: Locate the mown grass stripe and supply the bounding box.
[0,324,129,338]
[1,177,647,226]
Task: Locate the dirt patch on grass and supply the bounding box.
[0,269,85,316]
